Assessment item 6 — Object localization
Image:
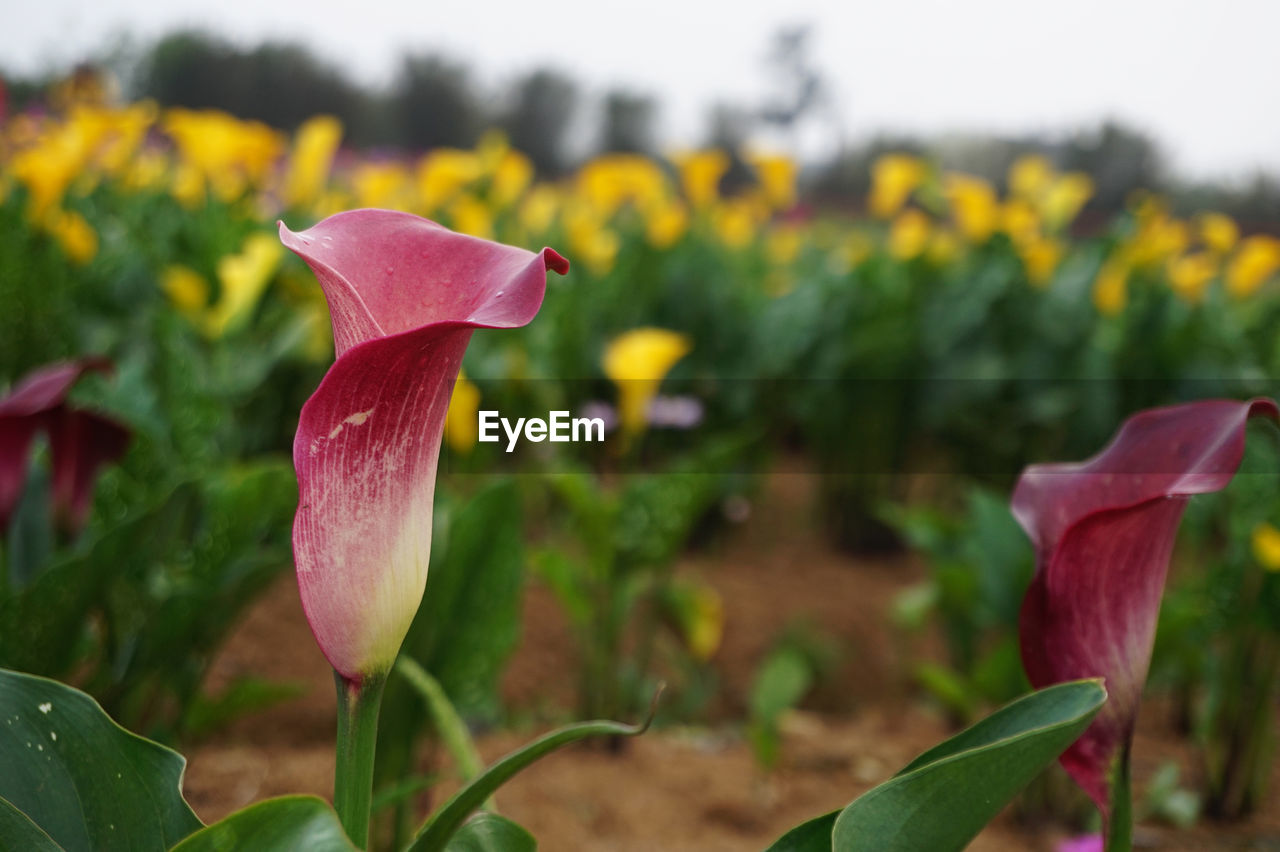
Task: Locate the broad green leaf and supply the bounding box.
[763,680,1105,852]
[407,696,658,852]
[0,485,195,678]
[763,811,837,852]
[832,680,1106,851]
[171,796,355,852]
[0,669,201,851]
[959,487,1033,627]
[0,796,61,851]
[443,812,536,852]
[408,479,525,720]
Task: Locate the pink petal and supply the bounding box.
[278,209,567,357]
[1056,835,1104,852]
[1015,398,1278,813]
[0,417,43,533]
[0,360,104,418]
[0,359,114,533]
[281,209,567,680]
[47,409,131,535]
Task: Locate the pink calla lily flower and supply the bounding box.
[1014,398,1278,816]
[0,359,130,536]
[280,209,567,682]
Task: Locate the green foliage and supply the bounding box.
[535,456,734,722]
[883,486,1033,719]
[443,814,536,852]
[747,625,839,769]
[1140,762,1200,829]
[0,669,201,850]
[374,481,526,847]
[0,176,323,738]
[0,461,297,738]
[766,680,1107,851]
[1154,420,1280,819]
[172,796,356,852]
[408,703,656,851]
[748,646,813,769]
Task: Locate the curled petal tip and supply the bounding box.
[542,247,570,276]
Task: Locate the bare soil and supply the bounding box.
[183,469,1280,851]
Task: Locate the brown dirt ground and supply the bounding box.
[183,469,1280,851]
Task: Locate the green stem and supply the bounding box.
[1105,744,1133,852]
[335,670,386,849]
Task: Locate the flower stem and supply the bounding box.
[334,670,386,849]
[1106,744,1133,852]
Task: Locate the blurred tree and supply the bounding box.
[238,42,371,138]
[1172,172,1280,231]
[759,25,825,135]
[1,74,52,115]
[393,54,482,151]
[704,102,757,196]
[812,134,927,208]
[500,69,578,176]
[1060,121,1164,213]
[137,31,377,142]
[599,90,657,155]
[706,102,751,152]
[138,31,234,112]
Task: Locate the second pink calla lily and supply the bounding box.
[280,209,567,682]
[1013,398,1279,823]
[0,359,130,536]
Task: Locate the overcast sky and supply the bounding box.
[5,0,1278,179]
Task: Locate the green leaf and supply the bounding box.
[171,796,356,852]
[0,796,61,851]
[407,695,659,852]
[0,669,201,851]
[0,484,195,679]
[443,812,536,852]
[748,645,814,769]
[531,548,592,629]
[750,646,813,721]
[832,680,1106,851]
[395,657,485,790]
[180,676,307,739]
[912,662,976,721]
[409,480,525,719]
[5,458,53,589]
[763,811,837,852]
